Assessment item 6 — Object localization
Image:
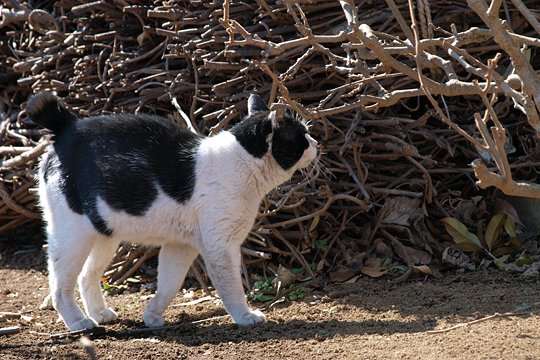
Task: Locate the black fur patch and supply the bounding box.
[42,114,202,236]
[247,94,269,114]
[230,113,272,158]
[231,103,309,170]
[271,117,309,170]
[26,93,76,133]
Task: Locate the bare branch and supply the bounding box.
[468,0,540,132]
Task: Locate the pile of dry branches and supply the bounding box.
[1,0,540,285]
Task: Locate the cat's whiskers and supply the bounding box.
[296,151,329,188]
[299,167,309,185]
[314,157,333,181]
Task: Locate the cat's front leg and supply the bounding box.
[143,243,199,328]
[200,239,265,326]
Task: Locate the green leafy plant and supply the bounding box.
[286,287,306,301]
[441,213,522,264]
[315,239,330,250]
[101,281,127,294]
[515,255,535,267]
[248,277,306,303]
[249,278,275,302]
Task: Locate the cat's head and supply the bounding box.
[231,94,317,172]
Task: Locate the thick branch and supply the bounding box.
[472,159,540,198]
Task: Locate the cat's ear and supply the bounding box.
[248,94,269,115]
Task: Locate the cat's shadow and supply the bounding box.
[111,311,437,345]
[108,269,540,345]
[183,319,436,345]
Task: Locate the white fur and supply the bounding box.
[41,130,317,331]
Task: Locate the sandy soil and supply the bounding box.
[0,243,539,360]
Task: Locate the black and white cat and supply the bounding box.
[26,93,317,331]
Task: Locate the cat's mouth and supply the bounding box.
[298,145,326,188]
[305,134,318,162]
[297,136,318,170]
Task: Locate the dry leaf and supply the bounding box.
[381,197,421,226]
[495,198,523,225]
[492,237,522,257]
[406,245,432,265]
[504,216,516,239]
[454,200,476,225]
[329,265,358,283]
[372,238,392,259]
[272,265,297,288]
[440,217,483,251]
[316,259,326,272]
[412,265,434,276]
[309,214,320,232]
[360,258,388,278]
[485,213,506,251]
[360,266,388,278]
[390,238,410,263]
[442,247,475,271]
[344,275,360,284]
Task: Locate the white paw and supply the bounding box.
[233,309,266,326]
[143,310,165,328]
[92,308,118,324]
[69,317,98,331]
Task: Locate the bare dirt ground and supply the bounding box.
[0,242,539,360]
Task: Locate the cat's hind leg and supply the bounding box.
[47,229,99,331]
[143,243,198,328]
[79,237,120,325]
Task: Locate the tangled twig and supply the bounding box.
[1,0,540,287]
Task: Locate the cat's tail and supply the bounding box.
[26,92,76,133]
